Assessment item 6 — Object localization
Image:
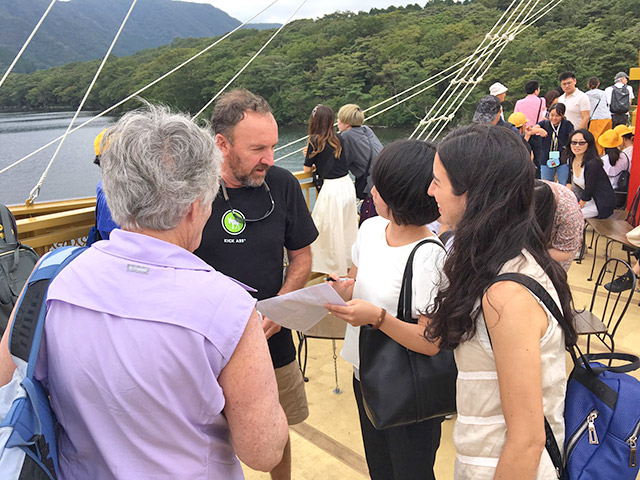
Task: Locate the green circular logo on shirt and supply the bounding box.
[222,209,246,235]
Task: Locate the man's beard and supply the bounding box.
[227,153,270,188]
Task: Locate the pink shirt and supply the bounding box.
[514,94,546,127]
[35,230,255,479]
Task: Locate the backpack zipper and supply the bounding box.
[565,410,599,462]
[587,411,599,444]
[627,419,640,468]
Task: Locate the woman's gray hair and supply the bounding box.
[101,104,220,231]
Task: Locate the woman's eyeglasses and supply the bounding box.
[220,180,275,224]
[570,141,588,146]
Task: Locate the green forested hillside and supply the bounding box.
[0,0,244,72]
[1,0,638,126]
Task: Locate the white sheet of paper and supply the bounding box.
[256,282,347,332]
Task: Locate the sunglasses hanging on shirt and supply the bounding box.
[220,180,275,224]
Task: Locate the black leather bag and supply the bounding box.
[312,169,323,192]
[359,238,457,430]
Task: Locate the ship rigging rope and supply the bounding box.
[25,0,139,205]
[273,0,563,164]
[414,0,565,141]
[272,36,520,159]
[193,0,309,120]
[411,0,524,139]
[0,0,57,90]
[3,0,566,178]
[0,1,280,178]
[418,0,539,139]
[416,0,557,141]
[425,0,566,139]
[411,0,530,140]
[413,0,539,141]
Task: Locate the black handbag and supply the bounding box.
[358,238,457,430]
[309,140,336,193]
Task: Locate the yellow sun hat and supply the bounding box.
[597,129,623,149]
[507,112,527,128]
[613,124,634,137]
[94,129,107,156]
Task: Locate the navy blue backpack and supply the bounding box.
[0,246,87,479]
[492,273,640,480]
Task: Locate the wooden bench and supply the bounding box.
[586,217,636,280]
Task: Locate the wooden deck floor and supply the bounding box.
[243,238,640,479]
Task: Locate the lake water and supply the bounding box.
[0,111,412,206]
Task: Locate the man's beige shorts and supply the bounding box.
[274,360,309,425]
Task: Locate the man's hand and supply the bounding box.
[261,315,282,339]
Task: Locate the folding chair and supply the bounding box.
[573,258,636,357]
[297,313,347,394]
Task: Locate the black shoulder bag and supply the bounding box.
[359,238,457,429]
[615,151,631,193]
[310,142,336,193]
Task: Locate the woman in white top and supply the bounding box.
[326,140,445,480]
[615,124,634,171]
[425,124,577,479]
[598,129,630,189]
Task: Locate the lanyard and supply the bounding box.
[550,123,560,151]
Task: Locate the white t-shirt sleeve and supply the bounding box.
[411,241,446,318]
[605,86,613,106]
[628,85,635,101]
[351,221,364,269]
[579,93,591,112]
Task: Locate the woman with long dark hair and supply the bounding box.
[564,129,615,218]
[425,124,577,479]
[303,104,357,275]
[326,140,445,480]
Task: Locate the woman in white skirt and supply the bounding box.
[304,104,358,275]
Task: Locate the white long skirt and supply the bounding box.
[311,175,358,275]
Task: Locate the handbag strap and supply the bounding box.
[536,97,543,124]
[396,238,445,321]
[589,95,603,121]
[622,151,631,173]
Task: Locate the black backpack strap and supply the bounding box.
[492,273,570,334]
[544,417,563,478]
[396,238,445,321]
[0,204,18,244]
[488,272,565,478]
[9,247,87,377]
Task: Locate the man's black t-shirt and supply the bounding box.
[194,166,318,368]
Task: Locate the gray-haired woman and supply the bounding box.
[0,104,288,479]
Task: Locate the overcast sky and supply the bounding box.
[183,1,422,24]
